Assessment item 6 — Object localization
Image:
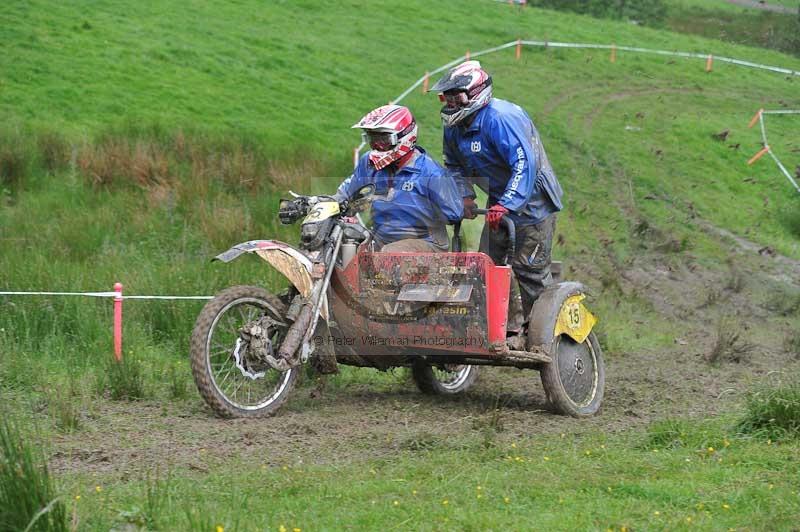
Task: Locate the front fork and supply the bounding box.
[267,225,343,371]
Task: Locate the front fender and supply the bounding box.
[527,282,597,351]
[214,240,328,320]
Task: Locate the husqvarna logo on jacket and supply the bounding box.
[470,141,481,153]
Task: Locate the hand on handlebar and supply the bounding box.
[486,204,509,231]
[278,198,306,225]
[462,197,478,219]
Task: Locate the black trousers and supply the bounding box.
[479,214,556,327]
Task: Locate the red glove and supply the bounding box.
[486,204,509,231]
[463,197,478,219]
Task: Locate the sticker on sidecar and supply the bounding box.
[438,266,469,275]
[396,284,473,303]
[303,201,340,224]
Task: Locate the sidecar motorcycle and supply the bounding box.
[190,186,605,418]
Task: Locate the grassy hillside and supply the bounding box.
[1,0,800,529]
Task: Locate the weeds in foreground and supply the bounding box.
[724,261,745,294]
[0,418,68,532]
[705,318,754,364]
[114,472,172,530]
[737,379,800,440]
[48,383,82,433]
[471,396,508,449]
[168,364,189,401]
[99,356,145,401]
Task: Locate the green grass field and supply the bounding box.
[2,0,800,529]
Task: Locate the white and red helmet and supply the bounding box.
[431,60,493,127]
[353,104,418,170]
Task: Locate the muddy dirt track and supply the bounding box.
[49,222,800,478]
[726,0,799,15]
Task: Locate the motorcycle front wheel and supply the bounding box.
[190,285,298,418]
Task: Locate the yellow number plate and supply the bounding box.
[553,294,597,344]
[303,201,340,223]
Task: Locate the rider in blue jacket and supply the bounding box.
[432,61,563,334]
[335,104,463,252]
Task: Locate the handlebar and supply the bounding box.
[451,208,516,266]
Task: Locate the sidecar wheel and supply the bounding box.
[190,285,298,418]
[411,362,478,395]
[540,332,605,417]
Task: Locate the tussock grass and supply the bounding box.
[784,330,800,358]
[0,127,35,189]
[2,124,333,196]
[0,418,68,532]
[737,378,800,440]
[167,364,189,401]
[705,318,754,364]
[48,382,82,433]
[101,356,146,401]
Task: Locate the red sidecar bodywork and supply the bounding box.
[326,249,512,364]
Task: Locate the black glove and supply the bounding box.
[278,199,303,225]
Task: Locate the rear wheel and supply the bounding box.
[190,285,298,418]
[540,332,604,417]
[412,362,478,395]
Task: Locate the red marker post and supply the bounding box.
[113,282,123,362]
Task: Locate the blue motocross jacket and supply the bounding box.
[335,148,463,251]
[443,98,563,225]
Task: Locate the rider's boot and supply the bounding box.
[505,288,527,351]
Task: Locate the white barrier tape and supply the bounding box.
[0,291,212,300]
[123,295,213,300]
[754,109,800,193]
[0,291,120,298]
[767,149,800,193]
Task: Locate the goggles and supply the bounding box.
[363,130,398,152]
[438,91,469,108]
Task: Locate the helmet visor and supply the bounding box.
[363,131,398,152]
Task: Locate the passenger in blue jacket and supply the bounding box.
[334,104,463,252]
[432,61,563,333]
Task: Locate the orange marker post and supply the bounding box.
[465,50,470,60]
[705,54,713,73]
[515,39,522,60]
[113,282,123,362]
[422,72,429,93]
[610,44,617,63]
[747,146,770,166]
[748,108,764,129]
